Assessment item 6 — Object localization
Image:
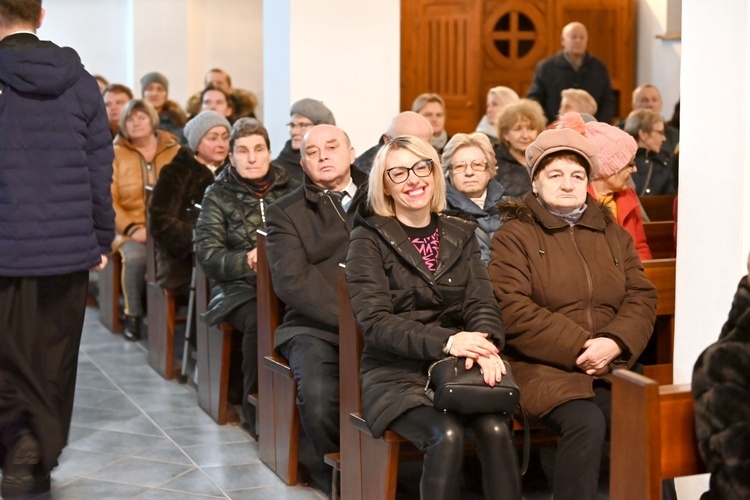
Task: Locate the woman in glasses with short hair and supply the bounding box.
[443,133,510,265]
[345,136,521,499]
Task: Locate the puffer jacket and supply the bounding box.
[346,207,505,438]
[0,33,114,276]
[111,131,181,251]
[488,192,657,419]
[692,276,750,500]
[147,147,219,290]
[493,143,533,198]
[195,164,296,325]
[445,178,508,265]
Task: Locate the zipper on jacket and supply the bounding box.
[325,192,347,225]
[569,226,595,335]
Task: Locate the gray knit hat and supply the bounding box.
[290,98,335,125]
[184,111,231,152]
[140,72,169,93]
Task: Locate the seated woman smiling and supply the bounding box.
[346,136,521,499]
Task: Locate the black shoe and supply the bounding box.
[1,429,41,498]
[123,315,142,341]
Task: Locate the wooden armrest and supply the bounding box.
[263,354,293,378]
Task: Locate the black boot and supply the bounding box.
[1,428,41,498]
[123,315,142,341]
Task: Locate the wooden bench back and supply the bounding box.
[639,194,676,222]
[644,221,676,259]
[642,258,677,381]
[611,369,705,500]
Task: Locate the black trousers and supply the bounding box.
[0,272,88,472]
[224,298,258,423]
[540,384,612,500]
[390,405,521,500]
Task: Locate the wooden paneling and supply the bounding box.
[402,0,637,132]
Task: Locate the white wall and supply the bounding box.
[38,0,263,118]
[636,0,681,118]
[263,0,401,156]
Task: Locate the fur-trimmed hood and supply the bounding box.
[497,192,616,229]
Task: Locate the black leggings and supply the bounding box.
[389,405,521,500]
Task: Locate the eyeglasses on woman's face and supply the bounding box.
[449,160,488,174]
[386,159,433,184]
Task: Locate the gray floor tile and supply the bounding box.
[182,442,261,468]
[87,457,192,488]
[132,440,193,465]
[47,477,149,499]
[66,428,167,456]
[157,467,226,497]
[164,424,251,447]
[75,371,120,391]
[147,406,220,429]
[202,463,284,491]
[136,489,225,499]
[73,386,138,411]
[226,486,326,500]
[127,392,202,413]
[54,447,122,478]
[70,406,142,429]
[67,424,100,444]
[117,379,195,396]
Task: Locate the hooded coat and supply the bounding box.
[493,143,533,198]
[195,164,297,325]
[346,208,504,438]
[0,33,114,276]
[692,276,750,500]
[488,192,657,419]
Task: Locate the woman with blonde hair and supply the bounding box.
[476,86,520,143]
[412,92,451,154]
[346,136,521,499]
[494,99,546,197]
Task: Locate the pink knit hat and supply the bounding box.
[556,112,637,179]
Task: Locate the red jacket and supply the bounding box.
[587,186,653,261]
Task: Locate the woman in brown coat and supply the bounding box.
[488,128,657,500]
[112,99,180,339]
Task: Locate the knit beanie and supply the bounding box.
[290,98,336,125]
[525,128,599,180]
[556,112,637,179]
[184,111,231,152]
[140,72,169,94]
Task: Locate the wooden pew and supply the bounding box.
[639,194,676,222]
[145,226,186,380]
[256,231,300,485]
[98,251,122,333]
[643,258,676,383]
[610,370,705,500]
[195,262,240,425]
[644,221,676,259]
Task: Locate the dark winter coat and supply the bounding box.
[346,208,504,438]
[632,147,676,196]
[147,147,218,290]
[354,139,385,175]
[692,276,750,500]
[0,33,114,276]
[265,167,368,349]
[195,164,297,326]
[445,179,508,265]
[273,139,304,184]
[527,51,615,124]
[488,192,657,418]
[493,143,533,198]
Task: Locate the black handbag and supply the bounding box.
[424,356,520,415]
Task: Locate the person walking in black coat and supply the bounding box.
[345,136,521,499]
[0,2,114,496]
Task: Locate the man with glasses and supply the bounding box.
[265,124,366,496]
[273,98,336,182]
[354,111,433,174]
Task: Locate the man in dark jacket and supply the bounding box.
[353,111,433,175]
[265,124,367,495]
[272,98,336,183]
[527,22,616,124]
[0,1,114,497]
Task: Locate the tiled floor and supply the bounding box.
[0,306,325,500]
